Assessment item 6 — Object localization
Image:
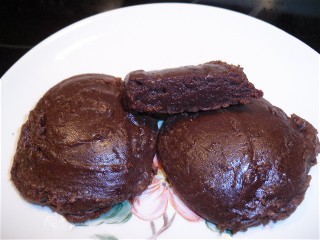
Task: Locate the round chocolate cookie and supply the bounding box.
[11,74,158,223]
[158,98,319,232]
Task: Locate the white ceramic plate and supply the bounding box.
[1,3,319,239]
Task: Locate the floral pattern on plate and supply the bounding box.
[131,170,202,222]
[84,156,232,239]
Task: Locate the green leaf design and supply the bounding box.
[205,220,219,232]
[79,201,132,226]
[158,120,164,128]
[101,200,132,224]
[205,220,233,238]
[94,234,118,240]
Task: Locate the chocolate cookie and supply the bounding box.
[124,61,263,114]
[11,74,158,223]
[158,98,319,232]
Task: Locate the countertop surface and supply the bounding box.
[1,0,319,77]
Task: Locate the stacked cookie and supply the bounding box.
[11,61,319,232]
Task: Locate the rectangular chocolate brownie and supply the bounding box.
[123,61,263,114]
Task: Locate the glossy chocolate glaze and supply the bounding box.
[158,98,319,232]
[11,74,158,223]
[124,61,263,114]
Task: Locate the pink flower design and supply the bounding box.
[131,157,201,222]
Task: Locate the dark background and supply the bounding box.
[1,0,319,77]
